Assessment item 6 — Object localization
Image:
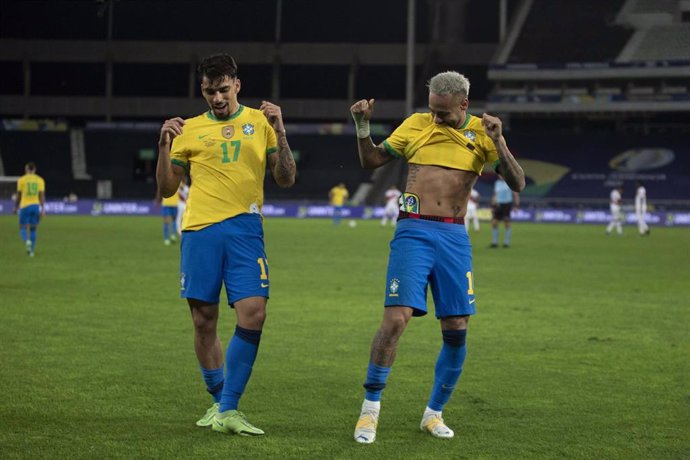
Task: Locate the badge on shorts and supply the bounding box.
[180,272,186,291]
[388,278,400,297]
[222,126,234,139]
[399,192,420,213]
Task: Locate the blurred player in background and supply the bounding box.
[380,185,402,227]
[606,186,624,235]
[13,162,45,257]
[176,176,190,237]
[156,189,179,245]
[156,53,296,437]
[329,182,349,225]
[490,176,519,248]
[465,188,480,232]
[350,71,524,443]
[635,181,650,236]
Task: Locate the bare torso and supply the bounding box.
[405,164,477,218]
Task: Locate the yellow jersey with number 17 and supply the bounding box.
[17,173,45,208]
[382,113,499,174]
[170,106,277,231]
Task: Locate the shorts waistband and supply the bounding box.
[398,211,465,225]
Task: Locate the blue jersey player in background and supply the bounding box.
[490,175,520,248]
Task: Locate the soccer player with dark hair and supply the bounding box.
[14,162,46,257]
[350,71,524,443]
[156,53,296,436]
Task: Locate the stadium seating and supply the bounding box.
[509,0,632,64]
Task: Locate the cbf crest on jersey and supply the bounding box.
[242,123,255,136]
[464,130,476,142]
[222,125,234,139]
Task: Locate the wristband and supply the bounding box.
[354,118,370,139]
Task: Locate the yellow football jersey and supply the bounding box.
[170,106,277,231]
[17,173,45,208]
[382,113,499,174]
[329,186,349,206]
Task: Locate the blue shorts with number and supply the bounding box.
[19,204,41,226]
[180,213,269,305]
[162,206,178,218]
[384,218,475,318]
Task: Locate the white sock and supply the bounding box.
[423,406,442,419]
[362,399,381,414]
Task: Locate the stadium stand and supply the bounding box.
[1,0,689,209]
[508,0,633,64]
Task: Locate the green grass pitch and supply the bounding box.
[1,216,688,459]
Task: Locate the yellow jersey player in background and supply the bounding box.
[155,188,180,245]
[156,54,296,437]
[14,162,46,257]
[329,182,349,225]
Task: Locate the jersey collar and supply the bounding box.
[206,104,244,122]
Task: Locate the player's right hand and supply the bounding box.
[159,117,185,146]
[350,99,375,122]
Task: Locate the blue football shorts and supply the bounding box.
[384,218,475,318]
[19,204,41,226]
[161,206,178,218]
[180,213,269,305]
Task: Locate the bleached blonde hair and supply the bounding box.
[427,71,470,98]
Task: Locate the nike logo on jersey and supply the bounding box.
[198,134,210,140]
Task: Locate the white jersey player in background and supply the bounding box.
[635,181,650,236]
[175,177,189,236]
[606,186,624,235]
[465,188,480,231]
[380,185,402,227]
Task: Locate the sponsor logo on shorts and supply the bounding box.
[180,272,186,291]
[261,282,269,288]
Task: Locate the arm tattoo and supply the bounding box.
[495,137,525,192]
[273,133,296,187]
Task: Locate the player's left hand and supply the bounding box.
[260,101,285,134]
[482,113,503,142]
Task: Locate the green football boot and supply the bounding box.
[212,410,265,436]
[196,403,219,427]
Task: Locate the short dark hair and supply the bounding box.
[26,162,36,171]
[198,54,238,83]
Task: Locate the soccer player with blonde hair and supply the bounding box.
[351,70,524,443]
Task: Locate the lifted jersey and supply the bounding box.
[170,106,278,231]
[382,113,499,174]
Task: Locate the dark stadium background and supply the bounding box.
[1,0,689,212]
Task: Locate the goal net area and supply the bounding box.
[0,177,20,200]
